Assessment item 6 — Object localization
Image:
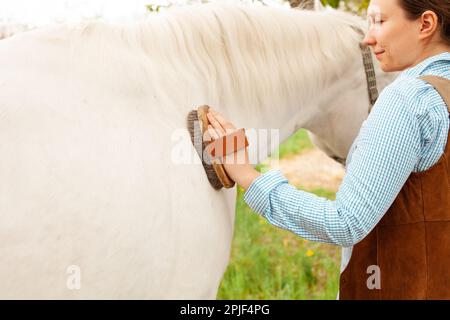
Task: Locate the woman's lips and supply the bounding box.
[375,50,385,59]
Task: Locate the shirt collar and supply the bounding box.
[400,51,450,78]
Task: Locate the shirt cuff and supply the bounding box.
[243,169,289,216]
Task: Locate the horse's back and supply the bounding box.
[0,26,234,299]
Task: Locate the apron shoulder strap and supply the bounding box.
[420,75,450,112]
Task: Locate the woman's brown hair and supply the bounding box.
[398,0,450,45]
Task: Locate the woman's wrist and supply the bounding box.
[224,163,260,190]
[240,166,261,191]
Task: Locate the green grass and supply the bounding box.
[217,129,341,300]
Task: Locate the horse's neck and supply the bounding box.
[169,7,367,163]
[300,58,399,159]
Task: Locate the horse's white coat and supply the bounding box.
[0,3,396,298]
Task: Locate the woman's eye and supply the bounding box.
[367,17,384,28]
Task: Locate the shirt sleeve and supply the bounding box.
[243,84,422,247]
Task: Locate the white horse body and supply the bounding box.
[0,4,395,298]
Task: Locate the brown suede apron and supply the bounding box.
[339,75,450,300]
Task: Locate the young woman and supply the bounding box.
[206,0,450,299]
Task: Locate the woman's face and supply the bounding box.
[363,0,422,72]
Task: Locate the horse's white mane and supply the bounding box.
[67,3,367,119]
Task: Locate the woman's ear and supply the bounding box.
[419,10,440,41]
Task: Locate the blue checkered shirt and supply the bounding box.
[244,51,450,247]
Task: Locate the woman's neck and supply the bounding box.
[411,40,449,68]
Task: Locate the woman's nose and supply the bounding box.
[362,30,377,47]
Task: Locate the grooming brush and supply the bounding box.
[187,105,235,190]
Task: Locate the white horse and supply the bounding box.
[0,2,396,298]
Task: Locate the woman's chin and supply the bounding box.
[381,65,392,72]
[380,63,401,73]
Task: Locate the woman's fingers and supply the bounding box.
[207,109,236,140]
[207,112,226,136]
[209,109,236,130]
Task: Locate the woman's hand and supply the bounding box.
[206,108,261,190]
